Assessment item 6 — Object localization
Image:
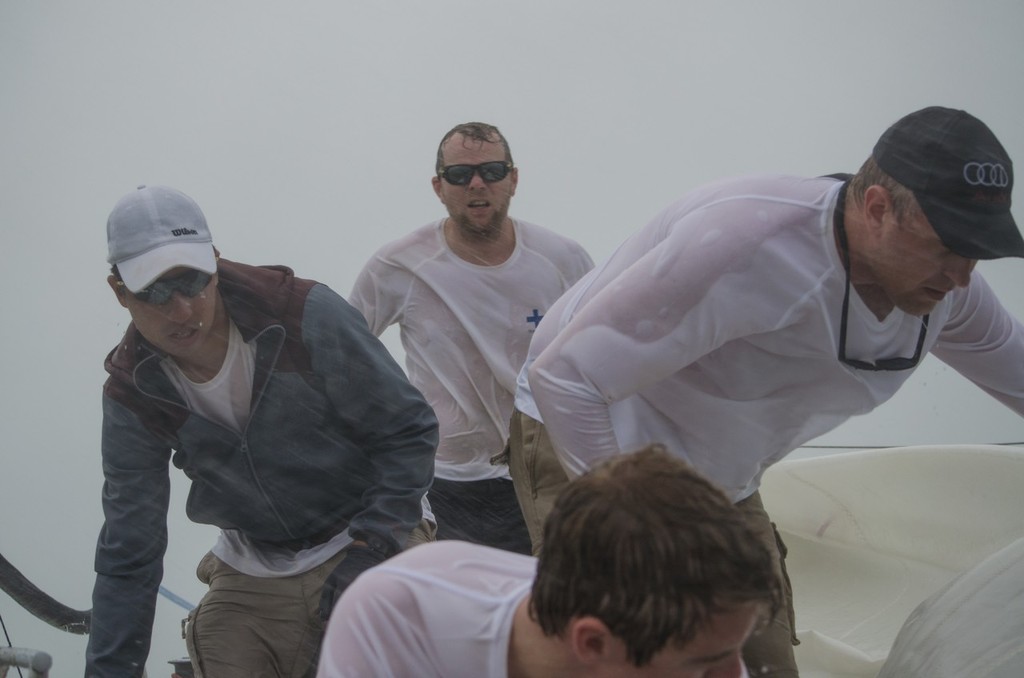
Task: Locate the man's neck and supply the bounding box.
[839,192,896,321]
[507,596,575,678]
[850,281,896,321]
[444,217,516,266]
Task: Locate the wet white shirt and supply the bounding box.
[518,174,1024,500]
[317,541,533,678]
[351,219,592,480]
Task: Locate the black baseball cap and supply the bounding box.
[873,106,1024,260]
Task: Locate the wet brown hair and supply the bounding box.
[435,122,513,174]
[530,445,782,666]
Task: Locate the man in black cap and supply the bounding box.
[507,106,1024,676]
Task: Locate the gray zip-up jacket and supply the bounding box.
[85,259,438,677]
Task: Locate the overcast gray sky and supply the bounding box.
[2,1,1022,674]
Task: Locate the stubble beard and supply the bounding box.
[452,208,509,242]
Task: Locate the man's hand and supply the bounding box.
[318,542,389,622]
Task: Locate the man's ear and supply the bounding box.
[108,275,129,309]
[862,184,895,235]
[567,617,617,665]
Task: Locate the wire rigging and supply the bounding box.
[1,610,26,678]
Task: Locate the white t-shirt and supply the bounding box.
[350,219,593,481]
[317,541,534,678]
[518,174,1024,500]
[162,319,254,433]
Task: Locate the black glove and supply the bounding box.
[318,542,389,621]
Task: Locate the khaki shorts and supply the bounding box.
[184,520,435,678]
[735,491,800,677]
[504,408,571,556]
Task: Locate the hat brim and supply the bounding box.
[117,242,218,292]
[915,195,1024,260]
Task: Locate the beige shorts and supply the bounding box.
[184,520,435,678]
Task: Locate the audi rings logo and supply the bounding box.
[963,162,1010,188]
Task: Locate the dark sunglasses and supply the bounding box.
[121,269,212,305]
[439,161,513,186]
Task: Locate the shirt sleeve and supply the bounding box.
[348,252,412,337]
[564,242,595,286]
[86,398,172,677]
[305,284,438,552]
[931,271,1024,417]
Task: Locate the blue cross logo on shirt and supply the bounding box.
[527,309,544,328]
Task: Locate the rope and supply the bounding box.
[0,553,89,635]
[0,610,26,678]
[1,552,196,641]
[159,586,195,612]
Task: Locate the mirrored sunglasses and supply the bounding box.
[439,161,512,186]
[125,269,212,305]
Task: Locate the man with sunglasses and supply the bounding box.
[88,185,438,678]
[508,106,1024,677]
[349,122,592,555]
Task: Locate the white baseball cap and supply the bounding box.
[106,185,217,292]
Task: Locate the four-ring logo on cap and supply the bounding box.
[963,162,1009,187]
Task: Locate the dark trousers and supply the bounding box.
[428,476,533,555]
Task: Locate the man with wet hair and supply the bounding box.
[87,185,438,677]
[349,122,592,555]
[317,445,781,678]
[510,106,1024,676]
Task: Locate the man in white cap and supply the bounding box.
[87,185,439,678]
[510,106,1024,676]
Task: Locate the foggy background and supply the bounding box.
[2,1,1022,675]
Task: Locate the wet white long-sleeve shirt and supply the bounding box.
[518,175,1024,500]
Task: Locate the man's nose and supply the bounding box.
[162,292,194,321]
[466,169,488,188]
